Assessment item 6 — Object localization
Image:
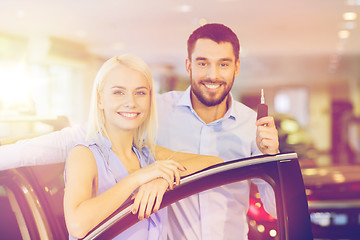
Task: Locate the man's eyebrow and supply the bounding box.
[194,57,233,62]
[194,57,208,61]
[219,58,233,62]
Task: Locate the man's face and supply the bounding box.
[186,38,240,107]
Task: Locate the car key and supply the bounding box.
[257,88,268,120]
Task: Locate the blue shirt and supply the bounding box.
[156,87,276,240]
[69,134,167,240]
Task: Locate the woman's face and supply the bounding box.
[99,65,151,133]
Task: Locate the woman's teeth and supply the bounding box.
[120,112,138,118]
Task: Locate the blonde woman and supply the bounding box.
[64,54,222,239]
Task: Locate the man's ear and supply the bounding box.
[235,58,240,76]
[185,58,191,75]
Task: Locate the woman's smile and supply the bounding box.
[118,111,140,119]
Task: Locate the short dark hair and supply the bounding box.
[187,23,240,61]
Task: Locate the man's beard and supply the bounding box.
[190,70,235,107]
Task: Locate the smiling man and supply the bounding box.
[155,23,279,240]
[187,38,239,123]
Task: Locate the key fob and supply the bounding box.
[257,103,268,120]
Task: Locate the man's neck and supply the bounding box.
[191,94,230,124]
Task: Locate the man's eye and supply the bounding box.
[197,62,207,67]
[220,63,229,67]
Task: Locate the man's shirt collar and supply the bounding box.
[175,86,237,122]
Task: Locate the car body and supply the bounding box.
[0,153,312,240]
[263,114,360,240]
[303,165,360,239]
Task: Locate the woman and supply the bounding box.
[64,54,222,239]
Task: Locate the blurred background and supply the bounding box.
[0,0,359,166]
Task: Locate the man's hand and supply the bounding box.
[131,178,169,220]
[256,116,279,154]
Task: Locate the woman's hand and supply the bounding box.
[134,160,186,190]
[131,178,169,220]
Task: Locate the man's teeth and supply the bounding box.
[204,84,220,89]
[120,112,138,118]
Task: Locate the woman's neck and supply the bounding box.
[105,127,141,173]
[105,125,135,157]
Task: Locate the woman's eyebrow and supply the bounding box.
[111,86,149,90]
[111,85,126,89]
[135,86,149,90]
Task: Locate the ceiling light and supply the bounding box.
[175,5,192,13]
[343,12,357,21]
[199,18,207,26]
[338,30,350,39]
[16,10,25,19]
[347,0,360,6]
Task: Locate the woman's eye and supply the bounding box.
[113,90,125,95]
[135,91,147,95]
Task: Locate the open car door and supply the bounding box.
[83,153,313,240]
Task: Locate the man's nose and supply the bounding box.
[207,64,219,80]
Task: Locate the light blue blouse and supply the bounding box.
[69,134,167,240]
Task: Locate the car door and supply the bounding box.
[82,153,313,240]
[0,163,68,240]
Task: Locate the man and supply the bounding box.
[0,23,278,239]
[155,23,278,240]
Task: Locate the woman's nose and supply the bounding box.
[123,94,136,108]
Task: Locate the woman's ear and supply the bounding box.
[98,92,104,110]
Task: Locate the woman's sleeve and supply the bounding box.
[0,124,86,170]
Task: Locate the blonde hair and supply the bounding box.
[86,54,158,152]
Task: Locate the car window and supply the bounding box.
[0,185,30,239]
[28,163,67,236]
[248,181,278,239]
[0,164,68,240]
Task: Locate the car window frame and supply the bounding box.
[82,153,313,240]
[0,169,47,239]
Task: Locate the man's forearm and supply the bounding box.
[0,124,86,170]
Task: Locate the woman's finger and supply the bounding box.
[144,190,157,218]
[132,189,143,215]
[137,189,150,220]
[153,187,166,213]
